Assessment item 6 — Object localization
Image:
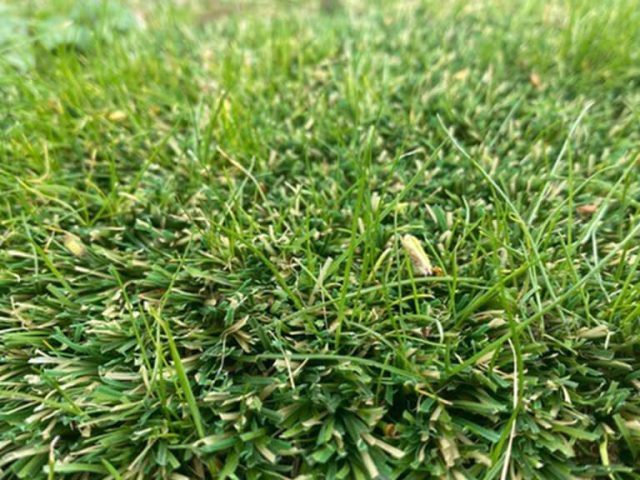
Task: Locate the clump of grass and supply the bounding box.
[1,0,640,478]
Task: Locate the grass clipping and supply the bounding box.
[401,234,433,276]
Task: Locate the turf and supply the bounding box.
[1,0,640,478]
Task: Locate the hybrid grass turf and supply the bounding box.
[1,0,640,478]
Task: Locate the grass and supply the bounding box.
[1,0,640,478]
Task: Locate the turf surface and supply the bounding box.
[1,0,640,478]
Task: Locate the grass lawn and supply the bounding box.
[1,0,640,478]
